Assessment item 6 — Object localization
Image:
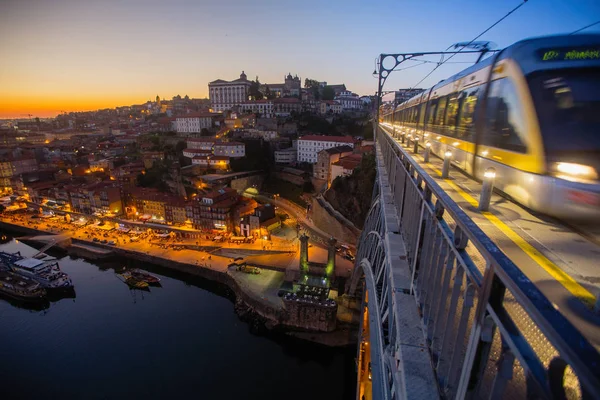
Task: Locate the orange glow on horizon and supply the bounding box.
[0,92,207,119]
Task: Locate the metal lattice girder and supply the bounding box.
[374,49,495,122]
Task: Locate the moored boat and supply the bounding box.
[0,270,47,302]
[129,269,160,285]
[8,257,73,290]
[118,273,150,290]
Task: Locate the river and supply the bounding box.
[0,238,356,400]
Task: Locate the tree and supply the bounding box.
[200,128,211,136]
[249,77,264,100]
[175,140,187,154]
[265,85,276,100]
[311,86,321,100]
[322,86,335,100]
[304,78,320,88]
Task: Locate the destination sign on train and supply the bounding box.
[539,48,600,62]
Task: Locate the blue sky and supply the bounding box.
[1,0,599,116]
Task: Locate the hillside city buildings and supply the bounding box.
[0,68,374,238]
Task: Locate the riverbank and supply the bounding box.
[0,219,358,347]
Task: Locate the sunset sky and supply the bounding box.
[1,0,599,118]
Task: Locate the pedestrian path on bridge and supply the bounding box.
[379,123,600,349]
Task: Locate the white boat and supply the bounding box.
[10,257,73,290]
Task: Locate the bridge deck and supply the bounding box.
[380,124,600,350]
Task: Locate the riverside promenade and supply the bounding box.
[0,213,357,346]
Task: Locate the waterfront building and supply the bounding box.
[165,197,188,225]
[297,135,355,164]
[187,187,240,231]
[64,182,123,215]
[129,188,175,222]
[89,183,123,216]
[0,156,38,191]
[208,71,252,112]
[239,203,278,238]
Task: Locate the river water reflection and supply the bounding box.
[0,238,355,400]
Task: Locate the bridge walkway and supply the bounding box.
[351,125,600,399]
[379,124,600,350]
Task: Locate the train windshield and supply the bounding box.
[528,68,600,161]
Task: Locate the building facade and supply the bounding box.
[208,71,252,112]
[213,142,245,158]
[261,73,301,98]
[183,148,212,158]
[191,155,230,170]
[175,114,216,134]
[313,146,354,183]
[238,100,273,117]
[165,198,188,225]
[297,135,355,164]
[274,148,297,164]
[187,137,216,151]
[273,98,302,115]
[187,187,239,231]
[330,154,363,185]
[334,93,363,110]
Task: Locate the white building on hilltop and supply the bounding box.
[296,135,355,164]
[209,71,252,112]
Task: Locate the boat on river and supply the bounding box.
[0,251,74,290]
[0,270,47,302]
[118,273,150,290]
[128,269,161,285]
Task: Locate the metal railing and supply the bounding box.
[353,124,600,399]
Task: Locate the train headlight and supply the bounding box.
[554,162,598,182]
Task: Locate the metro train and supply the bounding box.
[381,34,600,220]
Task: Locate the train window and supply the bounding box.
[482,79,527,153]
[426,99,438,126]
[528,68,600,160]
[435,97,448,126]
[444,94,460,137]
[457,86,480,140]
[419,103,426,124]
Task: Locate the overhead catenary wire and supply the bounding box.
[409,0,529,89]
[570,20,600,35]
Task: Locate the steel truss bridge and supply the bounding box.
[348,126,600,399]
